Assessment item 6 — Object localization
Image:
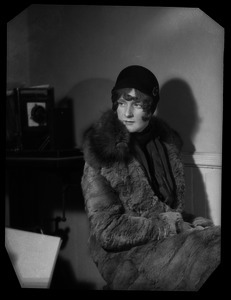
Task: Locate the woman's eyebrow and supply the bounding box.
[123,94,139,101]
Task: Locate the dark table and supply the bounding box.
[5,148,85,237]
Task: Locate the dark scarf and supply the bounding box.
[131,124,176,207]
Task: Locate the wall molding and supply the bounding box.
[182,152,222,168]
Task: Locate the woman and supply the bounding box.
[81,65,220,291]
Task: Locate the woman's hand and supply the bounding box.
[156,213,213,240]
[192,216,214,228]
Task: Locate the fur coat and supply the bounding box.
[81,109,220,291]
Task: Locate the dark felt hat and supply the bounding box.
[111,65,159,102]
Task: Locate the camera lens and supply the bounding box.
[31,104,47,125]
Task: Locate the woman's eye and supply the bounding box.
[134,103,142,108]
[118,101,126,106]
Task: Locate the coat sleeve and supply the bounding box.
[81,162,171,251]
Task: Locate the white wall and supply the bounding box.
[7,5,224,152]
[25,5,223,154]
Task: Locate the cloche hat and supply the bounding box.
[111,65,159,102]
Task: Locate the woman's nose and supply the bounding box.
[125,103,134,117]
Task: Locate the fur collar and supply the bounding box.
[82,109,183,168]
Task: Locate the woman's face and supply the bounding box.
[117,89,150,133]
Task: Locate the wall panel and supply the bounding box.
[183,152,222,225]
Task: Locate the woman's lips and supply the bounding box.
[124,120,134,125]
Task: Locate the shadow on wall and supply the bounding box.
[50,255,95,290]
[157,78,211,219]
[66,78,115,148]
[157,78,200,154]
